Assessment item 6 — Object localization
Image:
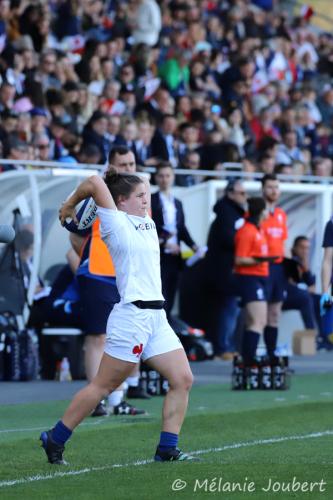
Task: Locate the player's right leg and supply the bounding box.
[40,354,135,464]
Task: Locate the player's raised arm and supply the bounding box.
[59,175,116,225]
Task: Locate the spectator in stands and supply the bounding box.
[151,162,198,317]
[158,48,191,96]
[1,0,333,186]
[150,114,178,167]
[33,133,51,161]
[258,154,276,174]
[76,143,101,166]
[36,50,62,92]
[317,85,333,128]
[82,110,111,164]
[135,120,154,166]
[0,109,19,147]
[312,157,333,178]
[131,0,162,47]
[178,122,200,159]
[275,129,305,165]
[2,136,29,171]
[0,82,16,113]
[204,179,246,359]
[175,151,202,187]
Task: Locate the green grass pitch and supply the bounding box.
[0,373,332,499]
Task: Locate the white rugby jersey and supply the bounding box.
[97,206,164,303]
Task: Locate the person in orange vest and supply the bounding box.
[76,145,149,417]
[234,197,272,363]
[261,174,288,358]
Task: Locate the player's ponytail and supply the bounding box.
[104,168,143,205]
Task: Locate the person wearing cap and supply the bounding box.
[30,107,49,136]
[204,179,246,359]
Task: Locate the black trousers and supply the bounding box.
[160,253,182,316]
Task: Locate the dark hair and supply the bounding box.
[79,143,101,160]
[104,169,143,205]
[225,178,241,193]
[293,235,308,247]
[108,145,132,164]
[155,161,173,173]
[247,197,266,218]
[261,173,278,187]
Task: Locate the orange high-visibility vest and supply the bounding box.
[88,219,116,277]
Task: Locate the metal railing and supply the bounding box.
[2,157,333,185]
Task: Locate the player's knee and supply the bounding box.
[170,369,193,391]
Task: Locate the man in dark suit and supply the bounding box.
[150,114,178,167]
[151,162,198,316]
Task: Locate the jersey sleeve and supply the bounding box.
[96,206,125,238]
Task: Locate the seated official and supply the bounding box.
[283,235,324,342]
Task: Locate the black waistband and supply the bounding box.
[132,300,165,309]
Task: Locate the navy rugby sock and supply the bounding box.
[158,431,178,450]
[51,420,72,445]
[264,326,278,357]
[242,330,260,364]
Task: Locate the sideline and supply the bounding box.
[1,430,332,488]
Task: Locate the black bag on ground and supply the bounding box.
[0,311,20,381]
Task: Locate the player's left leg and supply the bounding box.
[145,348,196,461]
[266,301,282,357]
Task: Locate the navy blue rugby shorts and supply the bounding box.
[235,274,268,305]
[77,275,120,335]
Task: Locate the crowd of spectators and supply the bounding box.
[0,0,332,181]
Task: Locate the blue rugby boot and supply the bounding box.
[40,430,67,465]
[154,447,198,462]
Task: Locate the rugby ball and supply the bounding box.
[63,196,97,234]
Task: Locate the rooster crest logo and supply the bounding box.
[132,343,143,357]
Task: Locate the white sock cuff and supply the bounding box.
[108,390,123,408]
[126,376,139,387]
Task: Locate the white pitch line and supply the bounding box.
[0,421,103,434]
[0,430,333,488]
[0,416,140,435]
